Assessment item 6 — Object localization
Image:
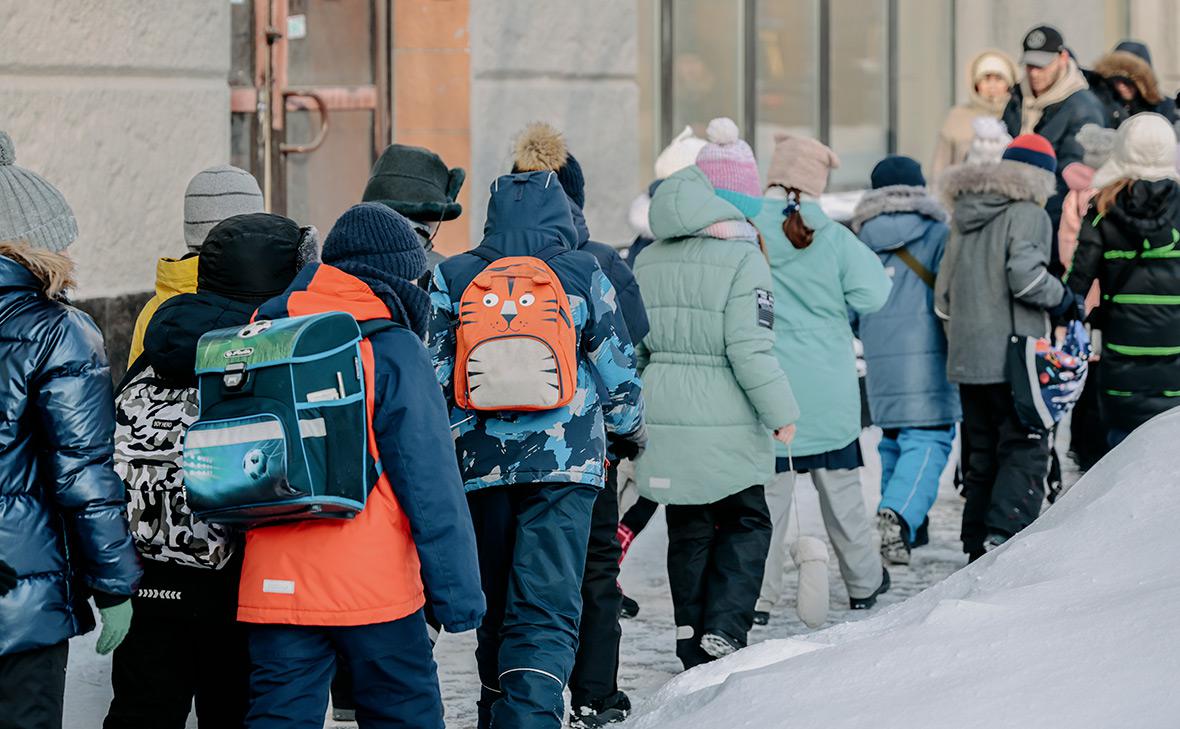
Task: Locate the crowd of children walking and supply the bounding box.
[2,21,1180,729]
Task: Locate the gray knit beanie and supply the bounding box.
[184,165,264,252]
[0,131,78,252]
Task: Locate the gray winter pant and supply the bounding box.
[758,468,883,610]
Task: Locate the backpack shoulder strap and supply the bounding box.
[894,247,936,289]
[469,246,502,264]
[534,245,570,264]
[358,319,400,339]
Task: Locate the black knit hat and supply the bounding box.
[555,154,586,210]
[870,155,926,189]
[323,203,427,282]
[362,144,465,223]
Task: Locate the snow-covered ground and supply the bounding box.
[63,425,1089,728]
[625,410,1180,729]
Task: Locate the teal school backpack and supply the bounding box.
[183,312,392,527]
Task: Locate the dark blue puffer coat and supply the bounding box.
[0,256,141,656]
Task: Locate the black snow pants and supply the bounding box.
[0,642,67,729]
[665,484,772,670]
[959,383,1051,557]
[569,463,625,706]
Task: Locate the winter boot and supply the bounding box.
[752,610,770,626]
[569,691,632,728]
[700,631,743,659]
[912,516,930,548]
[332,707,357,722]
[983,533,1009,552]
[877,509,911,565]
[849,567,891,610]
[619,593,640,619]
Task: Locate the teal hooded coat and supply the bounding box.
[632,167,799,505]
[753,199,892,457]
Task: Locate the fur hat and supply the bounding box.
[512,122,585,209]
[766,133,841,198]
[1094,49,1163,105]
[654,126,708,181]
[965,116,1013,165]
[1093,112,1180,189]
[362,144,465,223]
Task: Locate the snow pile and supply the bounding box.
[627,408,1180,729]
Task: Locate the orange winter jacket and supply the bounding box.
[236,264,484,629]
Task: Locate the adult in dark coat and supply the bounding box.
[1003,25,1107,274]
[1087,41,1178,128]
[0,131,141,729]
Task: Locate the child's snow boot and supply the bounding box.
[700,631,743,659]
[849,566,891,610]
[569,691,632,728]
[877,508,911,565]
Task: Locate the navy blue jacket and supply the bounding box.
[570,203,649,343]
[852,187,961,429]
[428,172,644,491]
[0,256,141,655]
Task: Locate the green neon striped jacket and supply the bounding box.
[1068,178,1180,431]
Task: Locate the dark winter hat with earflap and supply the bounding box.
[0,131,78,252]
[511,122,586,210]
[198,212,307,305]
[362,144,465,223]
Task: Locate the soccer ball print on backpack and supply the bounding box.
[114,365,234,570]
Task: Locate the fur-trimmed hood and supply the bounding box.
[1095,50,1163,105]
[938,160,1057,234]
[851,185,947,232]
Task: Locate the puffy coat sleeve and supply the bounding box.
[584,268,645,437]
[607,253,650,343]
[1006,203,1067,309]
[1065,207,1104,298]
[371,329,485,633]
[33,309,141,599]
[724,248,800,429]
[838,228,892,314]
[425,265,458,409]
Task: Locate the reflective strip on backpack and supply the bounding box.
[186,419,284,448]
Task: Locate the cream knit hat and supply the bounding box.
[766,133,841,197]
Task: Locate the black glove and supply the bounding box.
[1049,289,1085,323]
[609,425,648,461]
[0,559,17,597]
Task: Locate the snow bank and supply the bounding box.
[627,408,1180,729]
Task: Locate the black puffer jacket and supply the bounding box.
[1068,179,1180,431]
[0,256,141,656]
[130,212,304,620]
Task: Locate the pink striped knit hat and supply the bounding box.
[695,118,763,217]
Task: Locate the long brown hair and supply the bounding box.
[1096,178,1134,215]
[0,240,76,298]
[771,185,815,249]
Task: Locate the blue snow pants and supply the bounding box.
[467,482,598,729]
[878,426,955,543]
[245,610,442,729]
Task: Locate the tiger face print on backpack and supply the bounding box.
[455,254,578,411]
[114,365,234,570]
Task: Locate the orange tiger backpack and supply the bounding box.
[455,246,578,411]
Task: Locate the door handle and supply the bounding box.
[279,90,330,155]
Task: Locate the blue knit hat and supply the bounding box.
[1002,134,1057,174]
[870,155,926,189]
[323,202,427,282]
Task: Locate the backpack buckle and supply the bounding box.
[222,362,247,391]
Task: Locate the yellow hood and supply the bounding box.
[153,255,198,298]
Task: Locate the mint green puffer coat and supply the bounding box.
[632,167,799,505]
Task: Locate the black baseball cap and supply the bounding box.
[1021,25,1066,67]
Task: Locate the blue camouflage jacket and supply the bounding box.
[427,171,644,491]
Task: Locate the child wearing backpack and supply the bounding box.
[427,170,645,729]
[850,157,960,567]
[106,212,313,729]
[230,204,484,728]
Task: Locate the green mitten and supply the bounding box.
[96,600,133,655]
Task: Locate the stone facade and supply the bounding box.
[0,1,230,370]
[469,0,639,248]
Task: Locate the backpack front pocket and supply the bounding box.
[184,413,295,516]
